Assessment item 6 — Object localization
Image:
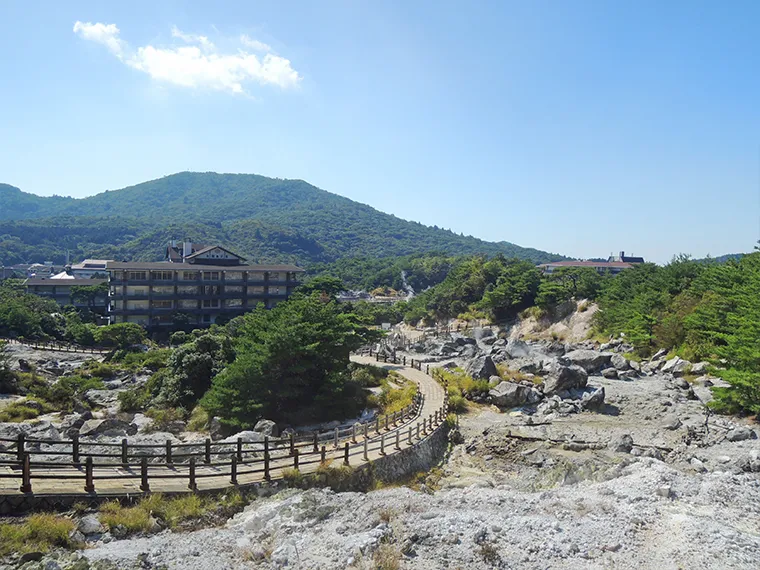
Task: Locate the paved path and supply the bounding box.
[0,356,446,497]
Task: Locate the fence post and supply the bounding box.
[321,445,326,463]
[121,438,128,468]
[380,434,385,455]
[85,456,94,493]
[289,433,295,457]
[72,433,80,465]
[16,434,25,462]
[385,414,390,431]
[396,430,401,450]
[352,423,357,444]
[416,423,420,440]
[20,452,31,493]
[188,458,197,491]
[403,356,406,366]
[166,440,173,464]
[204,438,211,464]
[230,455,238,485]
[393,411,399,427]
[334,427,339,449]
[426,365,429,374]
[293,449,299,470]
[363,436,368,461]
[408,426,413,445]
[375,417,380,434]
[237,437,243,462]
[344,442,350,466]
[313,432,319,453]
[140,457,149,492]
[264,437,271,481]
[364,423,369,440]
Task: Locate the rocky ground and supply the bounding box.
[4,321,760,569]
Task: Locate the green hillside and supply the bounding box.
[0,172,564,266]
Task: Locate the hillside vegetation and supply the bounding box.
[0,173,562,266]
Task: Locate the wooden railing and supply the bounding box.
[0,337,112,355]
[0,366,449,494]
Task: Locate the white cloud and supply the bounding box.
[73,21,126,58]
[73,22,301,94]
[240,34,271,53]
[171,26,214,51]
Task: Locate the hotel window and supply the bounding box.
[269,272,280,281]
[248,286,265,294]
[224,299,243,308]
[202,285,221,296]
[226,271,243,281]
[127,271,147,281]
[202,299,220,308]
[151,271,174,281]
[202,271,220,280]
[178,299,197,309]
[180,271,198,281]
[225,285,243,294]
[177,285,197,295]
[269,286,281,295]
[152,300,172,309]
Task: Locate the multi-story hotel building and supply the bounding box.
[107,243,303,329]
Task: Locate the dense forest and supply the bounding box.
[0,173,563,266]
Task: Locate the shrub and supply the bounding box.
[145,407,186,431]
[187,406,210,431]
[47,375,105,410]
[118,387,151,412]
[448,394,467,413]
[85,362,115,378]
[170,331,189,346]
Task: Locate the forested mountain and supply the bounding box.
[0,172,563,266]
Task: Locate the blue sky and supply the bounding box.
[1,1,758,263]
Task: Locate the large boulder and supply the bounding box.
[83,389,120,409]
[727,426,757,442]
[560,350,614,374]
[505,339,531,359]
[77,515,104,536]
[543,365,588,395]
[580,386,605,410]
[662,357,690,376]
[488,381,541,408]
[79,418,137,438]
[610,354,630,371]
[254,419,279,438]
[464,356,498,379]
[60,411,93,438]
[224,431,265,444]
[690,362,709,376]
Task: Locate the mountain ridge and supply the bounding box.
[0,172,565,266]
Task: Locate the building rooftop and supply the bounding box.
[106,261,304,272]
[71,259,112,269]
[25,278,108,286]
[538,260,636,269]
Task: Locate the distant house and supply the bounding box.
[69,259,112,279]
[539,251,645,275]
[25,277,108,311]
[108,241,303,330]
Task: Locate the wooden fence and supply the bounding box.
[0,364,449,495]
[0,337,112,355]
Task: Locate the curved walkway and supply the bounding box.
[0,356,446,497]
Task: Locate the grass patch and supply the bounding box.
[144,407,186,432]
[0,398,54,422]
[373,543,401,570]
[112,348,171,372]
[368,372,418,415]
[99,491,250,536]
[432,367,489,413]
[0,514,77,556]
[282,468,305,487]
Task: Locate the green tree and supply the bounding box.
[70,282,108,309]
[154,334,234,408]
[201,294,380,428]
[96,323,146,348]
